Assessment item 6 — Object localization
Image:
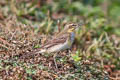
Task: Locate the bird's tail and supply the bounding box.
[36,49,46,54]
[18,48,46,59]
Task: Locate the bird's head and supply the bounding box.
[64,23,80,33]
[56,22,83,37]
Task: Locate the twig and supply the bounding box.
[57,20,61,33]
[0,37,12,47]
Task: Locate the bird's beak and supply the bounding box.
[75,23,85,31]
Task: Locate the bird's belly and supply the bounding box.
[47,42,70,53]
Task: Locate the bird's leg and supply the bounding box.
[53,53,58,69]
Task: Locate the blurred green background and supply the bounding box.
[0,0,120,35]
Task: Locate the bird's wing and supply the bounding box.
[41,34,69,49]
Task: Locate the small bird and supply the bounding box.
[36,22,81,54]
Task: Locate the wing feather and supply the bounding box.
[41,34,69,49]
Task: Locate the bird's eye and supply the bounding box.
[72,24,76,26]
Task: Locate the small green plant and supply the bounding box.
[71,50,82,62]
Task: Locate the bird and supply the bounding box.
[36,22,81,54]
[18,22,82,69]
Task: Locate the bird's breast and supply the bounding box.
[70,32,75,43]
